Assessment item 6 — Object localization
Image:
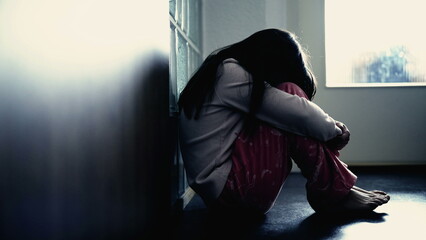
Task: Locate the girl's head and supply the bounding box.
[218,28,316,99]
[178,28,317,123]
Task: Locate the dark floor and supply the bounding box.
[171,166,426,240]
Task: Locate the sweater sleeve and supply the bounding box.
[215,59,342,142]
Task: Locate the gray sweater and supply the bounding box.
[178,58,342,204]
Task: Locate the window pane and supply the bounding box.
[325,0,426,87]
[188,0,200,45]
[176,32,187,95]
[169,0,175,18]
[169,26,178,114]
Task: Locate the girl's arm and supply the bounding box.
[215,59,342,142]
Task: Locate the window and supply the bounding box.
[325,0,426,87]
[169,0,201,114]
[169,0,202,207]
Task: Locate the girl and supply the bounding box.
[178,29,389,215]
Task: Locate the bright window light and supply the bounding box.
[325,0,426,87]
[0,0,168,83]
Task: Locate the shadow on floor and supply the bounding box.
[174,207,388,240]
[172,166,426,240]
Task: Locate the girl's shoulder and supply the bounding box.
[217,58,250,82]
[222,58,239,65]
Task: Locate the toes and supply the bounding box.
[376,195,390,205]
[336,188,389,213]
[383,195,390,203]
[371,198,383,206]
[372,190,388,195]
[353,186,389,197]
[377,193,390,202]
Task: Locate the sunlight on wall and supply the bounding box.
[0,0,168,83]
[0,0,170,171]
[325,0,426,87]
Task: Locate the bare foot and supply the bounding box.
[338,186,390,212]
[352,186,388,196]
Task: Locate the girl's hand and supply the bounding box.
[327,121,350,150]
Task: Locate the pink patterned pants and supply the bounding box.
[216,82,357,214]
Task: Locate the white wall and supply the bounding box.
[202,0,266,59]
[202,0,426,165]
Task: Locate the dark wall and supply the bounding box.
[0,2,174,239]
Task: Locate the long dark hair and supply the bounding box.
[178,28,317,133]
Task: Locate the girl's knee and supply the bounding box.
[276,82,308,99]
